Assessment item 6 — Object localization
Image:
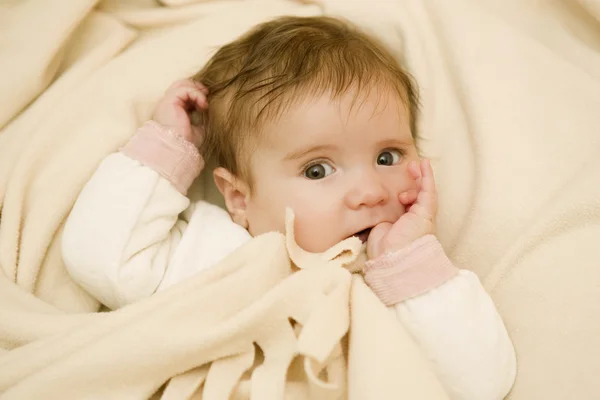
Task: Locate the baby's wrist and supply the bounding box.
[370,232,427,260]
[376,241,415,260]
[146,121,199,152]
[153,121,196,145]
[363,235,458,305]
[120,121,204,195]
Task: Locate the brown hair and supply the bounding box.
[192,16,419,183]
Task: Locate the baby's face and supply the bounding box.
[244,88,420,253]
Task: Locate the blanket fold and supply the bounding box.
[0,224,449,399]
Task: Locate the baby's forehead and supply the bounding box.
[249,90,413,156]
[262,89,409,134]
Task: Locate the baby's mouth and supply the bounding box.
[352,228,372,244]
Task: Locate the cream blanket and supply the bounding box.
[1,0,600,398]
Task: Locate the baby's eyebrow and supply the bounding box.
[376,137,415,148]
[283,144,337,161]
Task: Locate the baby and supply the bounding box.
[62,16,516,400]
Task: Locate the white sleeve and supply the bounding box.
[62,153,190,309]
[392,270,517,400]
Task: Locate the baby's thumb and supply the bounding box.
[366,222,392,260]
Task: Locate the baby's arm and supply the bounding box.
[364,237,516,400]
[62,80,208,309]
[365,160,516,399]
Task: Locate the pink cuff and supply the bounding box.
[120,121,204,195]
[363,235,459,306]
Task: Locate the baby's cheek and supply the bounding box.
[246,201,286,237]
[292,213,334,253]
[293,219,319,252]
[396,164,418,191]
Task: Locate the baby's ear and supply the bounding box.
[213,167,249,229]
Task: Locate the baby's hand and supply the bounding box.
[367,159,437,259]
[152,79,208,147]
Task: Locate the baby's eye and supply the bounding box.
[304,162,335,180]
[377,149,403,166]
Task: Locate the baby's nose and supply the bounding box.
[344,175,390,210]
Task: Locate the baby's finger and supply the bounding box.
[398,189,418,205]
[415,159,437,217]
[191,80,209,94]
[180,79,209,96]
[172,86,208,109]
[419,159,436,196]
[407,160,421,180]
[187,88,209,108]
[407,160,422,193]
